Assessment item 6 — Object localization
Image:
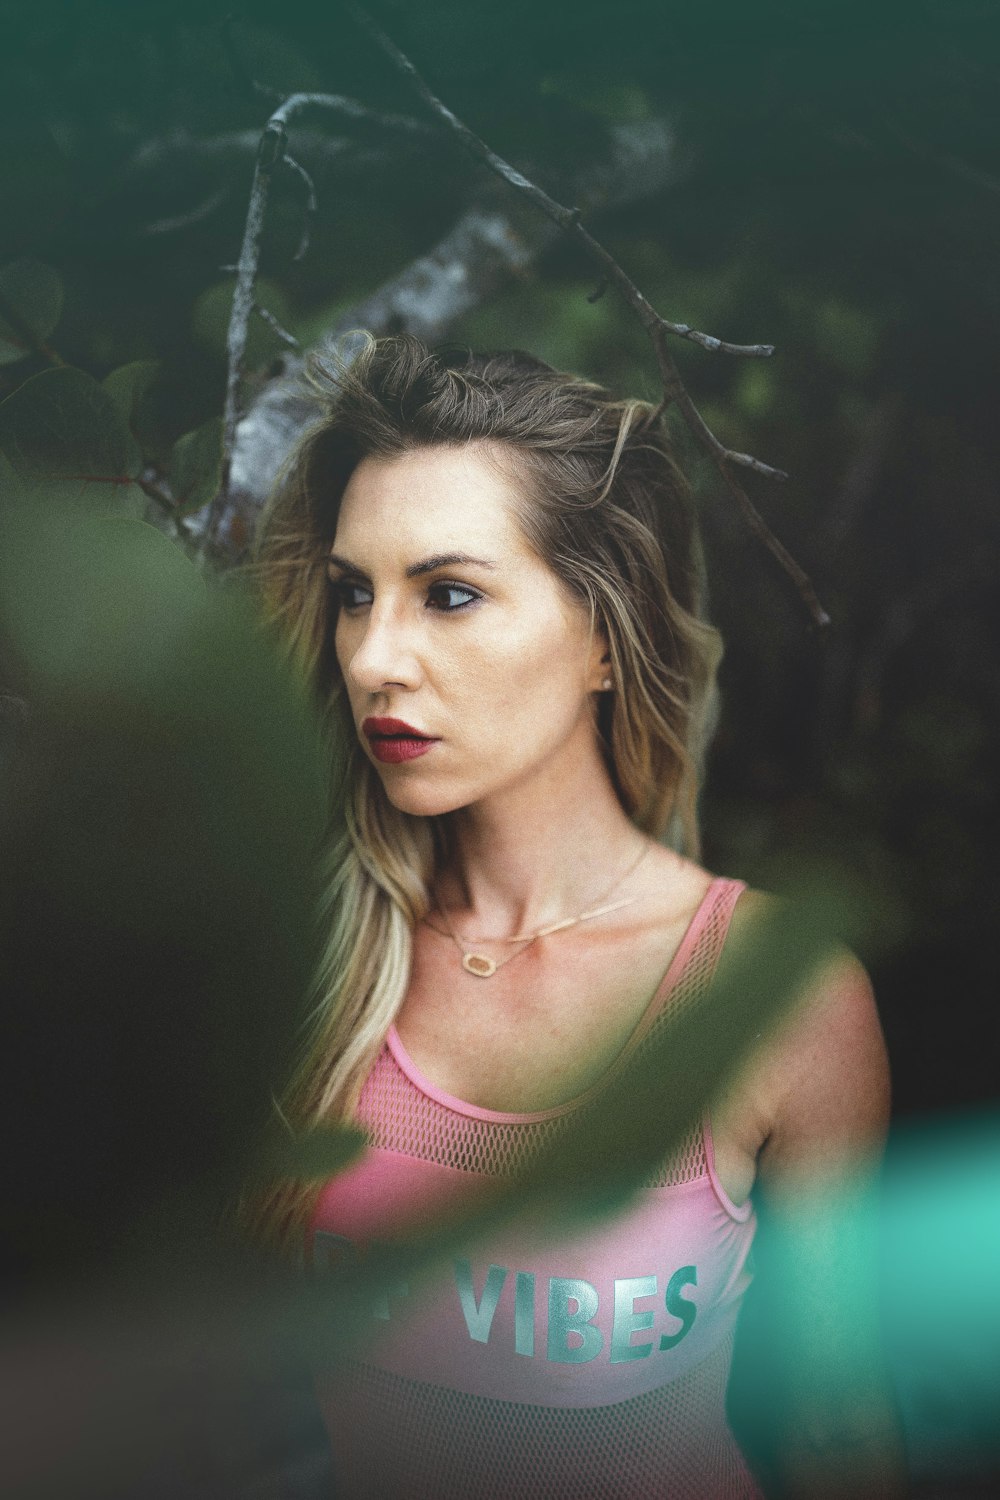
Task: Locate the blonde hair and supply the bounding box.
[240,332,723,1253]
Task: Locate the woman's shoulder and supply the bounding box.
[718,882,891,1200]
[629,846,720,925]
[725,882,879,1024]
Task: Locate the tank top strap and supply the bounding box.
[635,875,748,1048]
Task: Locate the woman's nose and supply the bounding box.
[345,607,421,693]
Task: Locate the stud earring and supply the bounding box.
[602,676,613,690]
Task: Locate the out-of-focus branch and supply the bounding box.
[254,304,300,349]
[347,7,769,362]
[219,118,682,541]
[121,128,412,248]
[202,87,443,557]
[280,153,317,261]
[219,12,434,138]
[124,126,415,181]
[345,1,829,629]
[139,186,230,238]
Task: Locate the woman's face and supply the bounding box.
[329,443,608,818]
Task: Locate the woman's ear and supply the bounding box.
[587,625,613,693]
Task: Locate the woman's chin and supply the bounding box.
[378,776,470,820]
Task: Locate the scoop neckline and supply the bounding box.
[387,874,736,1125]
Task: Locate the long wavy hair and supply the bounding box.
[240,331,723,1253]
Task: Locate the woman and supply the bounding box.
[247,333,902,1498]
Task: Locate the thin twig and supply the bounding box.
[136,474,176,513]
[255,303,300,349]
[136,474,195,546]
[345,1,829,628]
[140,186,230,238]
[345,7,771,360]
[204,124,278,553]
[228,123,685,513]
[204,88,439,553]
[280,152,318,261]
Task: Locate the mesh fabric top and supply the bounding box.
[309,875,763,1498]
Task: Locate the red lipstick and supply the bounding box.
[362,716,439,765]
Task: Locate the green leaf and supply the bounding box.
[0,505,207,697]
[102,360,161,433]
[0,367,142,490]
[0,499,333,1216]
[0,260,64,366]
[169,415,224,515]
[253,1126,367,1183]
[1,442,146,522]
[4,473,147,521]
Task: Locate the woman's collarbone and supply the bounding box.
[401,934,682,1113]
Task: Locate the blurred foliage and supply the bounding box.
[0,494,340,1286]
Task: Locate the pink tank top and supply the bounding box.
[307,875,762,1498]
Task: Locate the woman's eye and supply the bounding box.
[427,582,481,611]
[333,580,372,611]
[331,578,480,612]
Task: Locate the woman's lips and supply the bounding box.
[362,716,439,765]
[369,735,437,764]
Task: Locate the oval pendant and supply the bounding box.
[462,952,497,978]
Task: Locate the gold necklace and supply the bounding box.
[429,839,651,978]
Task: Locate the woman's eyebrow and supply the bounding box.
[327,551,499,579]
[405,552,499,579]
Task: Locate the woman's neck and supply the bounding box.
[435,743,647,938]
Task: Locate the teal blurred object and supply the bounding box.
[882,1109,1000,1486]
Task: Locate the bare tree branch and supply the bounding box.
[123,126,407,180]
[218,119,684,536]
[254,303,300,349]
[279,152,317,261]
[140,186,230,238]
[208,123,280,554]
[344,2,829,628]
[120,129,412,257]
[205,14,824,628]
[346,6,771,361]
[203,86,449,555]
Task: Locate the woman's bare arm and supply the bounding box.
[752,942,908,1498]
